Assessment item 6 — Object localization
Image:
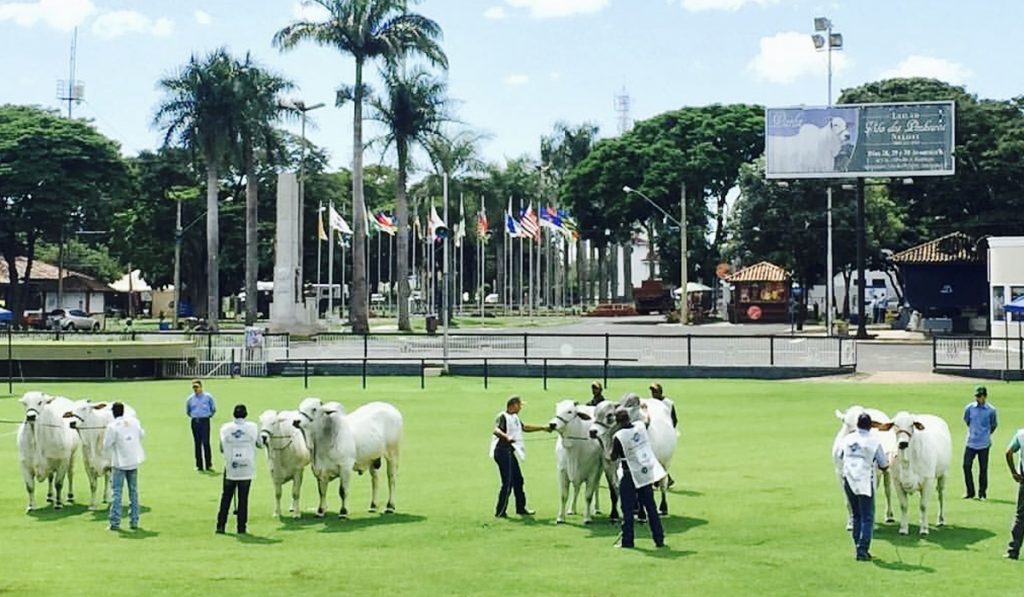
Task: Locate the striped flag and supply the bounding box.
[559,209,580,240]
[519,204,541,242]
[477,211,489,240]
[374,212,397,236]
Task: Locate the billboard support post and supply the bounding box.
[855,178,868,339]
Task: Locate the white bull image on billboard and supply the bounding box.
[767,116,851,175]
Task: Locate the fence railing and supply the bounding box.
[933,336,1024,370]
[309,332,855,370]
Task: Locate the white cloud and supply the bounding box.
[0,0,95,31]
[504,0,608,19]
[91,10,173,39]
[549,71,562,81]
[292,1,330,21]
[504,74,529,86]
[880,55,972,85]
[194,10,211,26]
[748,31,850,84]
[483,6,508,20]
[680,0,776,11]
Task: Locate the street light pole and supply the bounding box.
[173,197,182,329]
[624,185,688,326]
[813,17,843,335]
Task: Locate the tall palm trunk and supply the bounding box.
[396,142,412,331]
[244,150,258,326]
[206,162,220,330]
[350,58,369,334]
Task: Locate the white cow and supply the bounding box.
[768,116,851,174]
[878,411,952,535]
[590,394,677,517]
[17,391,80,511]
[63,400,136,510]
[832,406,897,529]
[548,400,604,524]
[295,398,403,518]
[258,409,311,519]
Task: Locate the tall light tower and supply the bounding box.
[812,17,842,335]
[56,27,84,118]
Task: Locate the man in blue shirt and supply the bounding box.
[186,379,216,472]
[964,385,997,500]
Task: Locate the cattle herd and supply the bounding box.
[13,390,958,544]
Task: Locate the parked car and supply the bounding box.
[47,308,100,331]
[22,309,46,329]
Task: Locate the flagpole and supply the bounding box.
[412,202,417,315]
[317,202,323,290]
[328,202,335,317]
[388,232,393,319]
[340,206,346,322]
[442,174,450,371]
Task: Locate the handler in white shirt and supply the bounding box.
[610,409,666,549]
[104,402,145,531]
[216,404,263,534]
[840,413,889,561]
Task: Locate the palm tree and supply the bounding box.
[368,65,449,331]
[155,49,242,331]
[274,0,448,334]
[234,54,295,326]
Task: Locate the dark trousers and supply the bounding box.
[217,477,251,533]
[190,417,212,470]
[493,449,527,516]
[963,446,990,498]
[619,472,665,547]
[844,480,875,558]
[1008,480,1024,557]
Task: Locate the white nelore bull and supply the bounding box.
[877,411,952,535]
[258,409,311,519]
[17,391,80,511]
[832,406,897,529]
[768,116,851,174]
[548,400,604,524]
[295,398,403,518]
[590,394,677,517]
[63,400,136,510]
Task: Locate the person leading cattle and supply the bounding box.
[490,396,550,518]
[648,383,677,428]
[587,381,605,407]
[216,404,263,535]
[104,402,145,531]
[839,412,889,561]
[610,408,666,549]
[963,385,997,500]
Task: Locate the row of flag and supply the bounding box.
[318,202,581,244]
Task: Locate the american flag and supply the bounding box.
[477,211,489,239]
[519,204,541,242]
[374,212,397,236]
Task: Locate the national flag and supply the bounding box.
[454,195,467,248]
[430,204,449,241]
[505,198,521,237]
[539,205,563,232]
[559,209,580,240]
[477,211,489,240]
[317,210,328,241]
[374,212,397,236]
[329,205,353,235]
[519,204,541,242]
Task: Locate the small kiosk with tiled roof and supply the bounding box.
[725,261,791,324]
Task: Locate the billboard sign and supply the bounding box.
[765,101,955,179]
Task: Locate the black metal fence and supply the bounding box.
[933,336,1024,371]
[308,332,856,369]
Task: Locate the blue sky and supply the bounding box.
[1,0,1019,172]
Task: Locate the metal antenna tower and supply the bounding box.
[56,27,85,118]
[613,86,631,135]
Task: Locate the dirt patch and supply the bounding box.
[786,371,964,384]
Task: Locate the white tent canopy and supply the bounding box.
[110,269,152,293]
[672,282,714,296]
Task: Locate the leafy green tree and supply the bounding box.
[155,49,243,329]
[368,65,449,330]
[35,239,123,283]
[0,105,130,322]
[274,0,448,334]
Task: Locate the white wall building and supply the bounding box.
[988,237,1024,339]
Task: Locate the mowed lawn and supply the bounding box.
[0,376,1022,596]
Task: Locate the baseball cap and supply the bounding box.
[975,385,987,397]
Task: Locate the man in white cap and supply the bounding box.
[490,395,550,518]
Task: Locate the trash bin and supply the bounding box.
[425,315,438,336]
[158,322,171,331]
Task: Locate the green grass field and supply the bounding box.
[0,377,1021,595]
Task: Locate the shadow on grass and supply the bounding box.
[670,488,703,497]
[643,546,697,560]
[876,524,996,550]
[235,533,282,545]
[318,512,427,533]
[26,503,152,521]
[582,515,707,540]
[117,528,159,540]
[871,557,936,573]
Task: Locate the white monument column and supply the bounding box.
[271,173,320,333]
